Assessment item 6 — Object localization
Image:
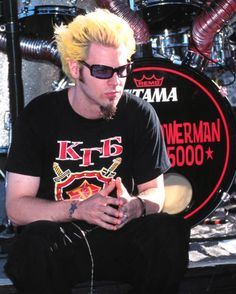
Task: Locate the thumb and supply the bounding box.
[116,177,126,197]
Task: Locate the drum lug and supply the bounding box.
[52,76,70,92]
[20,1,30,17]
[221,191,231,203]
[0,25,6,32]
[69,0,78,5]
[20,7,29,17]
[22,0,31,6]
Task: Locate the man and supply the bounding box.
[4,9,190,294]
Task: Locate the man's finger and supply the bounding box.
[100,179,116,196]
[116,177,126,197]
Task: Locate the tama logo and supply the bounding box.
[125,87,178,102]
[134,74,164,88]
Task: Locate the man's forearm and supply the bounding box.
[6,196,78,226]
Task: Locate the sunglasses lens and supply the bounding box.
[117,64,131,77]
[92,65,113,79]
[90,63,132,79]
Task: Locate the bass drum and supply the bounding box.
[125,58,236,227]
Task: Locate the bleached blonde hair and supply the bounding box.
[54,8,136,80]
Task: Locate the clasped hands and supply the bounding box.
[76,177,138,230]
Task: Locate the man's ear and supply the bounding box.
[68,60,80,79]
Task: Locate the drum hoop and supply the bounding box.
[142,0,204,7]
[18,5,78,18]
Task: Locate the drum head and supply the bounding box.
[125,58,236,227]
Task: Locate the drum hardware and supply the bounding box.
[70,0,78,5]
[134,42,154,59]
[221,191,231,203]
[148,25,235,71]
[0,24,5,32]
[22,0,31,4]
[128,0,136,10]
[229,191,236,204]
[51,75,72,92]
[17,6,84,40]
[183,50,209,71]
[135,0,205,33]
[185,0,236,73]
[0,170,5,180]
[229,22,236,47]
[19,0,79,5]
[224,204,236,214]
[202,216,228,225]
[18,5,79,20]
[155,28,236,74]
[19,5,29,18]
[18,0,80,15]
[150,27,190,64]
[206,31,234,70]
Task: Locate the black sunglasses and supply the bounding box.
[79,60,132,79]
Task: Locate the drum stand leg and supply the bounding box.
[0,170,15,254]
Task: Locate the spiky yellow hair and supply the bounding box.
[54,8,136,80]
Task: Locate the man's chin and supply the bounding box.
[100,104,117,120]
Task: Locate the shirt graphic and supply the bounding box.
[53,157,122,201]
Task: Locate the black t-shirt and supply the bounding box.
[6,89,170,201]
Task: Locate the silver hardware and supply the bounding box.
[221,192,231,202]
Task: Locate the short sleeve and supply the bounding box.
[132,103,170,185]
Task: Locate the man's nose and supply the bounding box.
[108,72,121,85]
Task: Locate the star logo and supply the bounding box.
[205,147,214,160]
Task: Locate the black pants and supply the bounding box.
[4,213,190,294]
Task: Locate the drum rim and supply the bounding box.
[18,5,79,18]
[141,0,204,7]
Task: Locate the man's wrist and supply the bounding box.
[136,196,146,217]
[68,200,78,219]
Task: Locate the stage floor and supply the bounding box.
[179,206,236,294]
[1,205,236,293]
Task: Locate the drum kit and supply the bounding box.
[0,0,236,227]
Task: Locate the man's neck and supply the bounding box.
[68,86,102,120]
